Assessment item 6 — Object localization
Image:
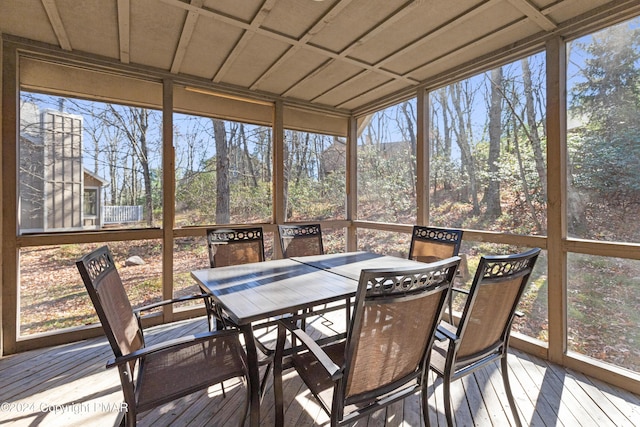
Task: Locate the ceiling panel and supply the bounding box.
[252,48,331,95]
[309,0,412,53]
[339,78,409,111]
[547,0,613,23]
[218,34,292,87]
[313,70,393,107]
[202,0,264,23]
[56,0,119,60]
[408,19,544,82]
[284,59,364,101]
[0,0,59,46]
[179,17,244,79]
[129,0,186,70]
[1,0,635,113]
[385,1,528,75]
[261,0,336,39]
[347,0,475,65]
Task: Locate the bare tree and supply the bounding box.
[399,101,417,197]
[108,106,154,226]
[450,82,480,214]
[486,67,503,218]
[510,113,543,231]
[213,119,230,224]
[239,124,258,187]
[522,57,547,199]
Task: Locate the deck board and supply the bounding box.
[1,316,639,426]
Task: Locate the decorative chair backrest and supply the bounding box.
[342,257,461,403]
[207,227,265,268]
[76,246,144,358]
[455,248,541,362]
[408,226,463,263]
[278,224,324,258]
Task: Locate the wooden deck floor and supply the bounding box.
[1,315,639,426]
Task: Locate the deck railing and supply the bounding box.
[102,205,143,224]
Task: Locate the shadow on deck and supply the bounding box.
[1,316,639,426]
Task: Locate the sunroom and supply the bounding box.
[2,0,640,425]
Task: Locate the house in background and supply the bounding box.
[19,102,108,232]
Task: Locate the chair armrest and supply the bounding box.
[106,329,239,368]
[436,323,459,342]
[133,293,209,314]
[280,321,342,381]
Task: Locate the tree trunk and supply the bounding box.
[400,101,417,198]
[240,124,258,187]
[521,57,547,199]
[213,119,230,224]
[512,114,542,232]
[135,109,153,226]
[440,89,453,191]
[486,67,503,219]
[450,83,479,214]
[107,105,153,226]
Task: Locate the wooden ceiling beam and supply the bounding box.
[213,0,279,83]
[406,17,533,80]
[250,0,355,91]
[507,0,557,32]
[159,0,418,87]
[171,0,203,73]
[117,0,131,64]
[280,0,418,98]
[373,0,503,71]
[41,0,72,51]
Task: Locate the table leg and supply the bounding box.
[241,323,261,427]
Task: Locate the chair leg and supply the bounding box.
[443,378,454,427]
[274,324,286,427]
[501,354,522,427]
[125,410,136,427]
[345,297,351,331]
[261,357,273,397]
[239,377,251,427]
[421,387,431,427]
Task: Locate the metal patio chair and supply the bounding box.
[408,225,464,264]
[278,223,324,258]
[274,257,461,427]
[278,223,351,333]
[76,246,250,427]
[409,225,466,322]
[429,247,541,427]
[205,226,266,330]
[207,226,265,268]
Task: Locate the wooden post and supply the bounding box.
[346,116,358,252]
[273,100,285,257]
[546,36,567,364]
[162,79,175,322]
[416,87,429,226]
[1,42,18,355]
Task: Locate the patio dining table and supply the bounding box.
[190,251,426,427]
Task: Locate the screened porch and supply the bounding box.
[2,0,640,425]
